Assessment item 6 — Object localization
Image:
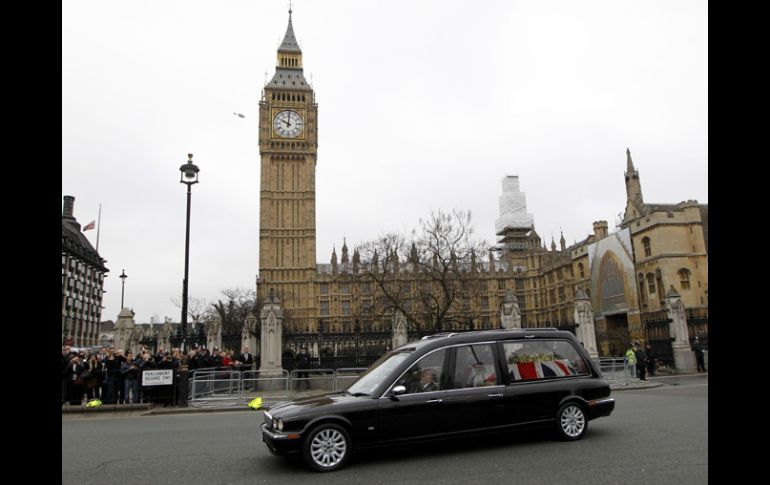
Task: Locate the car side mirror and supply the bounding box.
[390,385,406,400]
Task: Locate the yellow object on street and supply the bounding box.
[248,397,263,410]
[86,399,102,408]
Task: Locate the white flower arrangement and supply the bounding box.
[509,353,556,364]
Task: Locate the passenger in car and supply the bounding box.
[464,364,496,387]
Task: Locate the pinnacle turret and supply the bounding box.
[341,238,349,264]
[278,9,301,54]
[623,147,644,213]
[626,147,635,173]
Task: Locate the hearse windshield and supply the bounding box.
[346,350,414,396]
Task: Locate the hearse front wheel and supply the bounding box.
[302,423,352,472]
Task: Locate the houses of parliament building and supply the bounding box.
[255,11,708,358]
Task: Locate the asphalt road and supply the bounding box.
[62,375,707,485]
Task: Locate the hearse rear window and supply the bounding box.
[501,340,589,382]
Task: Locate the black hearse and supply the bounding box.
[261,329,614,471]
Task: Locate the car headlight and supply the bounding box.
[276,419,284,431]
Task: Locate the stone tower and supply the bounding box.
[257,9,319,332]
[494,175,535,271]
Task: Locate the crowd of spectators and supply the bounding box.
[60,345,256,406]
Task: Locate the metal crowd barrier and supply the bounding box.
[242,369,291,393]
[187,367,369,407]
[188,368,244,400]
[594,357,637,385]
[333,367,368,391]
[289,368,335,392]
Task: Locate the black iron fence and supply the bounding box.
[645,322,674,368]
[179,327,208,350]
[138,329,208,354]
[643,310,673,367]
[282,329,394,371]
[220,332,242,353]
[138,335,158,353]
[643,308,709,368]
[687,309,709,350]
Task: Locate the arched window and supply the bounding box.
[578,263,585,279]
[599,252,625,308]
[678,268,691,290]
[642,237,651,257]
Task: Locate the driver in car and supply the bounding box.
[416,369,439,393]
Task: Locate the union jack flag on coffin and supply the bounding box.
[510,359,576,381]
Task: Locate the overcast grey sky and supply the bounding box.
[62,0,707,324]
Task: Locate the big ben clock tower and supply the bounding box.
[257,9,318,332]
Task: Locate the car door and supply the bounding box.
[377,348,449,443]
[442,343,507,434]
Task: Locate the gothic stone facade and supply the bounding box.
[256,14,708,356]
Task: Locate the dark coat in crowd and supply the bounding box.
[64,361,86,405]
[239,352,255,371]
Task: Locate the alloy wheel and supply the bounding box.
[560,404,586,438]
[309,428,348,468]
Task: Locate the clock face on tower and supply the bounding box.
[272,109,304,138]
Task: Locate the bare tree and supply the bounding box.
[358,209,490,332]
[170,296,210,329]
[208,287,258,334]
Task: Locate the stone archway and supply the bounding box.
[604,313,630,357]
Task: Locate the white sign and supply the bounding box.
[142,369,173,386]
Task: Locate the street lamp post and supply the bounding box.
[119,269,127,308]
[179,153,200,352]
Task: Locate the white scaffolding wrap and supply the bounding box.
[495,176,534,234]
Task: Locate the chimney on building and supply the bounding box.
[593,220,609,240]
[62,195,76,220]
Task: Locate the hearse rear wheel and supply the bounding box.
[556,402,587,441]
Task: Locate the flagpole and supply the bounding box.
[96,203,102,252]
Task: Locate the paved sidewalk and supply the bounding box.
[608,379,663,391]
